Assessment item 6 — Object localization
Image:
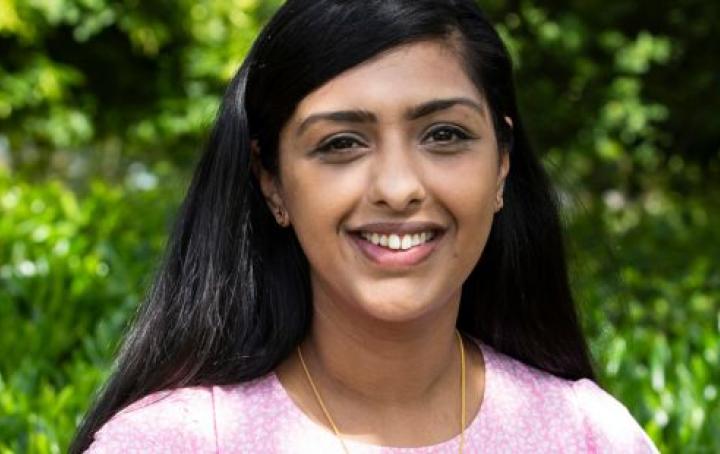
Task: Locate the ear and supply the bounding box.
[496,116,512,212]
[251,140,289,226]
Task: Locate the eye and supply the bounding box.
[315,135,365,154]
[423,125,471,144]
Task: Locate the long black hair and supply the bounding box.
[71,0,595,450]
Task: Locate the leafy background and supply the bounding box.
[1,0,718,452]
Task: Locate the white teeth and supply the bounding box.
[388,234,401,249]
[359,230,436,250]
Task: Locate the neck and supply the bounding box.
[300,288,462,406]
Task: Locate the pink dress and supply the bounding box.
[86,340,659,453]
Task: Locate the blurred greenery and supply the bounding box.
[0,0,717,452]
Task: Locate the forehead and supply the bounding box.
[290,40,487,121]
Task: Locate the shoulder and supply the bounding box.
[85,386,218,453]
[478,342,658,453]
[85,374,285,453]
[571,378,659,453]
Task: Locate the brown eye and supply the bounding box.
[316,135,365,153]
[424,126,471,144]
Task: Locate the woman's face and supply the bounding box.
[259,39,509,323]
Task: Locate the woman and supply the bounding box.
[72,0,659,452]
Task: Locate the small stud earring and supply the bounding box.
[496,182,506,212]
[276,208,288,226]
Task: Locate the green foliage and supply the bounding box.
[1,0,281,172]
[0,165,183,452]
[0,0,718,452]
[568,187,720,452]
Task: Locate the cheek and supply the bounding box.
[429,159,499,258]
[281,162,360,246]
[433,152,499,209]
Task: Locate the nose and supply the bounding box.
[367,142,426,212]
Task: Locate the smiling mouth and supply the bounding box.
[348,229,444,267]
[357,230,439,251]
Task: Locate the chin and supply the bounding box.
[354,296,440,324]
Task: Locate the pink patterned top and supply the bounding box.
[86,340,659,453]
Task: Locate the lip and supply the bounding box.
[348,221,446,235]
[347,229,444,268]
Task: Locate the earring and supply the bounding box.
[496,182,506,212]
[275,208,288,226]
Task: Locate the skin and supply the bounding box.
[254,39,510,447]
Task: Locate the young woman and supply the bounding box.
[72,0,659,452]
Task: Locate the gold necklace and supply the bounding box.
[296,330,467,453]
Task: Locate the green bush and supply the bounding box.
[568,187,720,452]
[0,165,183,452]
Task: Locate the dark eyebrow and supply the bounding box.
[295,97,485,136]
[405,97,486,120]
[297,110,377,136]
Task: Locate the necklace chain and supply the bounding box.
[296,330,467,454]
